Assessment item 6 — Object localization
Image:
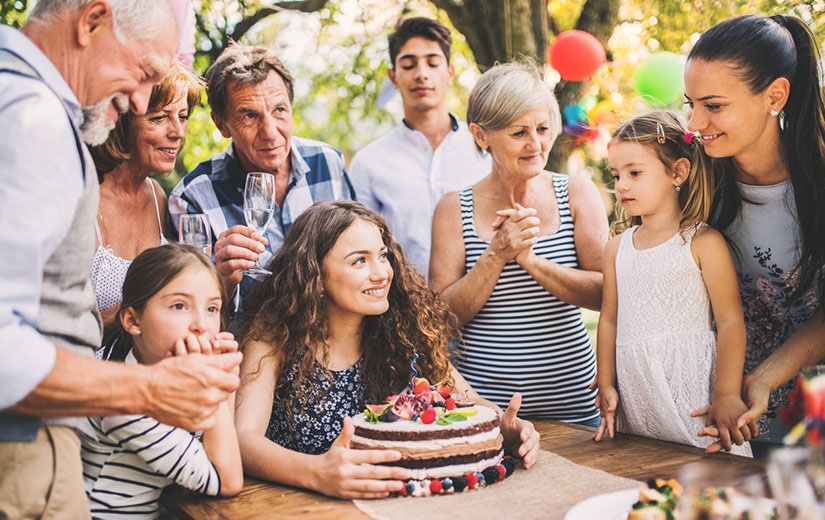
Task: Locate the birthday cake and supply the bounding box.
[351,378,517,497]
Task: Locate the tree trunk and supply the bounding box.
[431,0,549,71]
[430,0,619,172]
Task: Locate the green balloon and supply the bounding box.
[633,52,686,107]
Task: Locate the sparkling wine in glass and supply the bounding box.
[243,172,276,276]
[178,214,212,257]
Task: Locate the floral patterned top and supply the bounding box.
[727,180,820,440]
[266,358,365,454]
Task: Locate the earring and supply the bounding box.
[675,185,681,192]
[770,109,779,117]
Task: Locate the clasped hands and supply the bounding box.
[691,375,768,453]
[149,332,241,433]
[489,203,541,265]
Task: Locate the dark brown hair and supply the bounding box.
[109,243,224,361]
[389,17,452,67]
[689,14,825,302]
[239,200,455,411]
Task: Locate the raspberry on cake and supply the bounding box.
[350,380,517,497]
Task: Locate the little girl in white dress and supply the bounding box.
[594,111,751,456]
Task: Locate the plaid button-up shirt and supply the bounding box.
[169,137,356,313]
[169,136,356,264]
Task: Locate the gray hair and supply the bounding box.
[205,41,295,123]
[29,0,175,44]
[467,61,561,150]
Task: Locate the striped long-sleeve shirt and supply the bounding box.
[80,352,221,520]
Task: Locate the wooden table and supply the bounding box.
[161,420,766,519]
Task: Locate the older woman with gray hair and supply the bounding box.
[430,61,608,425]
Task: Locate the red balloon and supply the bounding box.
[548,30,606,81]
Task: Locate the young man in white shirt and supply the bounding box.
[349,17,489,278]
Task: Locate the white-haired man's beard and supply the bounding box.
[80,93,129,146]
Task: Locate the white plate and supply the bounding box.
[565,488,639,520]
[564,488,778,520]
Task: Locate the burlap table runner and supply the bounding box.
[353,450,641,520]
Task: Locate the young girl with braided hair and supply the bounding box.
[593,111,751,456]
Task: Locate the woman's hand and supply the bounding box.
[593,385,619,442]
[691,373,765,453]
[489,204,540,263]
[311,417,411,499]
[500,393,540,468]
[739,373,771,437]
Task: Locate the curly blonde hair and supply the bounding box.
[240,201,456,411]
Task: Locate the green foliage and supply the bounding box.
[626,0,824,54]
[7,0,823,195]
[177,0,478,188]
[586,0,825,224]
[0,0,28,28]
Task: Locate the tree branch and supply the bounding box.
[230,1,330,43]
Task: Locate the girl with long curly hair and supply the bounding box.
[234,200,538,499]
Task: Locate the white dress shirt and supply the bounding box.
[349,115,490,278]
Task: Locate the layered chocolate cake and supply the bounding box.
[351,379,517,497]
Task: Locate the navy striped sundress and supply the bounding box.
[455,173,598,423]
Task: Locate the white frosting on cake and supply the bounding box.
[406,451,504,480]
[350,401,517,494]
[351,405,503,482]
[350,405,500,454]
[350,428,500,450]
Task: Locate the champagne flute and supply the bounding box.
[178,214,212,257]
[243,172,276,276]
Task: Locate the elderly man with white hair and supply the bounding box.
[0,2,242,517]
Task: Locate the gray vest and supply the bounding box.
[39,162,101,354]
[0,50,101,441]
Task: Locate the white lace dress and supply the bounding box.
[614,225,751,456]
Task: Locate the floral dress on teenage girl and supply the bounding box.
[266,359,366,454]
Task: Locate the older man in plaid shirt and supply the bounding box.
[170,42,355,310]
